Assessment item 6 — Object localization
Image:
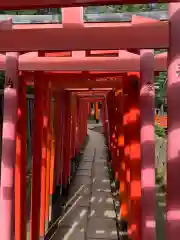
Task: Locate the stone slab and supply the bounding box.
[90,197,115,219]
[94,159,107,164]
[92,185,111,193]
[78,162,93,170]
[91,189,112,199]
[58,205,88,228]
[53,226,85,240]
[68,184,91,199]
[74,195,90,208]
[87,218,117,239]
[73,176,92,185]
[76,169,92,177]
[92,179,111,189]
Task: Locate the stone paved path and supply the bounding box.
[52,129,118,240]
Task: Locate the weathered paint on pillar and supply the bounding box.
[15,75,27,240]
[140,49,156,240]
[30,74,44,240]
[167,3,180,239]
[0,52,19,240]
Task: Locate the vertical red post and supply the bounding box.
[58,91,65,190]
[140,49,156,240]
[54,92,61,186]
[70,94,76,159]
[15,75,27,240]
[40,80,49,239]
[113,89,120,182]
[50,122,55,214]
[101,100,105,133]
[115,89,128,221]
[121,92,130,223]
[30,74,43,240]
[128,74,141,240]
[95,102,99,123]
[104,97,110,146]
[108,91,117,174]
[0,52,19,240]
[46,87,52,223]
[62,91,71,187]
[76,98,80,153]
[167,3,180,239]
[69,94,73,161]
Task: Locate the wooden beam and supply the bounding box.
[19,55,139,71]
[66,88,111,91]
[52,79,121,89]
[20,54,168,72]
[0,52,169,72]
[0,22,168,51]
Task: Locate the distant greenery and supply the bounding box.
[155,124,166,138]
[0,3,168,15]
[0,72,4,89]
[0,8,59,15]
[85,3,168,13]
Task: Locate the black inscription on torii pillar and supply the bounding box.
[176,64,180,77]
[5,78,14,88]
[147,81,154,91]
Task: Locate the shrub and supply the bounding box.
[155,124,166,138]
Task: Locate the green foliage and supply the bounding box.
[27,86,34,94]
[155,71,167,108]
[0,3,168,16]
[154,49,167,109]
[155,124,166,138]
[85,3,168,13]
[0,8,60,15]
[0,72,4,89]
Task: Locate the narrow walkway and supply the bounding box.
[52,129,118,240]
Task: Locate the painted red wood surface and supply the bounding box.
[0,0,174,10]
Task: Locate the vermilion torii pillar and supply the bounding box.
[167,3,180,239]
[30,73,44,240]
[15,74,27,240]
[0,52,19,240]
[140,49,156,240]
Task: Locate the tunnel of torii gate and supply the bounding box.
[0,2,180,240]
